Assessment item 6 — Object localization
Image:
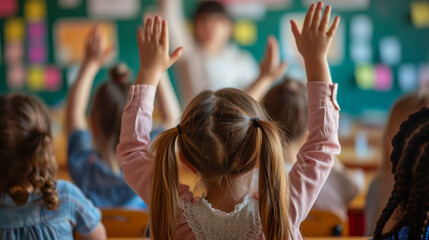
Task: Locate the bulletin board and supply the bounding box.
[0,0,429,116]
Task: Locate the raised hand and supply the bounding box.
[289,2,340,83]
[259,36,288,81]
[290,2,339,63]
[136,16,184,86]
[84,26,114,66]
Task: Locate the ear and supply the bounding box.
[179,151,197,174]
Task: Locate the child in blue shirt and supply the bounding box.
[65,26,180,209]
[0,94,105,240]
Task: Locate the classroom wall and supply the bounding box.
[0,0,428,116]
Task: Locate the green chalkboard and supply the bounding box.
[1,0,428,116]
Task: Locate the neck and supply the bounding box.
[205,170,254,213]
[286,141,301,164]
[202,42,225,54]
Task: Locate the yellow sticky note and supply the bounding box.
[355,64,375,90]
[27,66,45,91]
[233,21,257,46]
[4,18,25,42]
[411,1,429,28]
[25,0,46,21]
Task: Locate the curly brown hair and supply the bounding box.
[0,94,59,210]
[373,107,429,239]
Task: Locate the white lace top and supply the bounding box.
[183,195,262,240]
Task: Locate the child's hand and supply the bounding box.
[259,36,288,81]
[84,26,114,67]
[136,16,184,86]
[290,2,339,63]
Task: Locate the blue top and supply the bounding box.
[0,180,101,240]
[68,130,149,209]
[377,226,429,240]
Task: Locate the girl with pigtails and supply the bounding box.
[117,2,341,239]
[373,107,429,240]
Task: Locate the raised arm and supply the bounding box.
[156,73,181,129]
[159,0,193,52]
[116,16,183,203]
[65,26,113,135]
[286,2,342,229]
[246,36,288,101]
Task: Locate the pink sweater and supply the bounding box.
[117,82,341,239]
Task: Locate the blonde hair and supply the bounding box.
[149,88,291,239]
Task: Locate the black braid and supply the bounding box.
[390,108,429,174]
[404,143,429,240]
[373,109,429,239]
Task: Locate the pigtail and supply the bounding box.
[149,128,181,240]
[257,120,290,240]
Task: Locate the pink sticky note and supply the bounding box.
[7,64,26,89]
[419,64,429,88]
[375,64,393,91]
[0,0,18,17]
[45,66,62,91]
[28,22,46,39]
[5,42,24,64]
[28,44,47,63]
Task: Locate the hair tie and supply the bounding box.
[252,118,260,128]
[176,124,182,134]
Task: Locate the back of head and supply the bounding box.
[263,78,308,142]
[90,63,131,170]
[149,88,291,239]
[0,94,59,210]
[374,107,429,240]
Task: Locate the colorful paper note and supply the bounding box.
[411,1,429,28]
[355,64,374,90]
[350,41,372,64]
[4,18,25,42]
[5,42,24,64]
[375,65,393,91]
[45,66,62,91]
[0,0,18,17]
[28,44,47,63]
[7,64,25,89]
[379,37,401,66]
[87,0,140,19]
[27,66,45,91]
[233,21,257,46]
[28,22,46,39]
[350,15,373,40]
[54,20,117,66]
[24,0,46,22]
[398,64,418,92]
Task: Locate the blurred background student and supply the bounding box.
[365,90,429,235]
[65,27,180,209]
[160,0,261,105]
[262,78,361,222]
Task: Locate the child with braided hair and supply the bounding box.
[373,107,429,240]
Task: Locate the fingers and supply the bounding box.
[264,36,274,62]
[93,25,101,49]
[319,5,331,32]
[168,47,184,67]
[274,62,288,78]
[153,16,161,42]
[311,1,324,29]
[137,28,144,46]
[290,20,301,41]
[144,18,153,41]
[160,20,168,47]
[303,3,316,30]
[327,16,340,37]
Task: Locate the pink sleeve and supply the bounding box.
[116,85,157,204]
[288,82,341,229]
